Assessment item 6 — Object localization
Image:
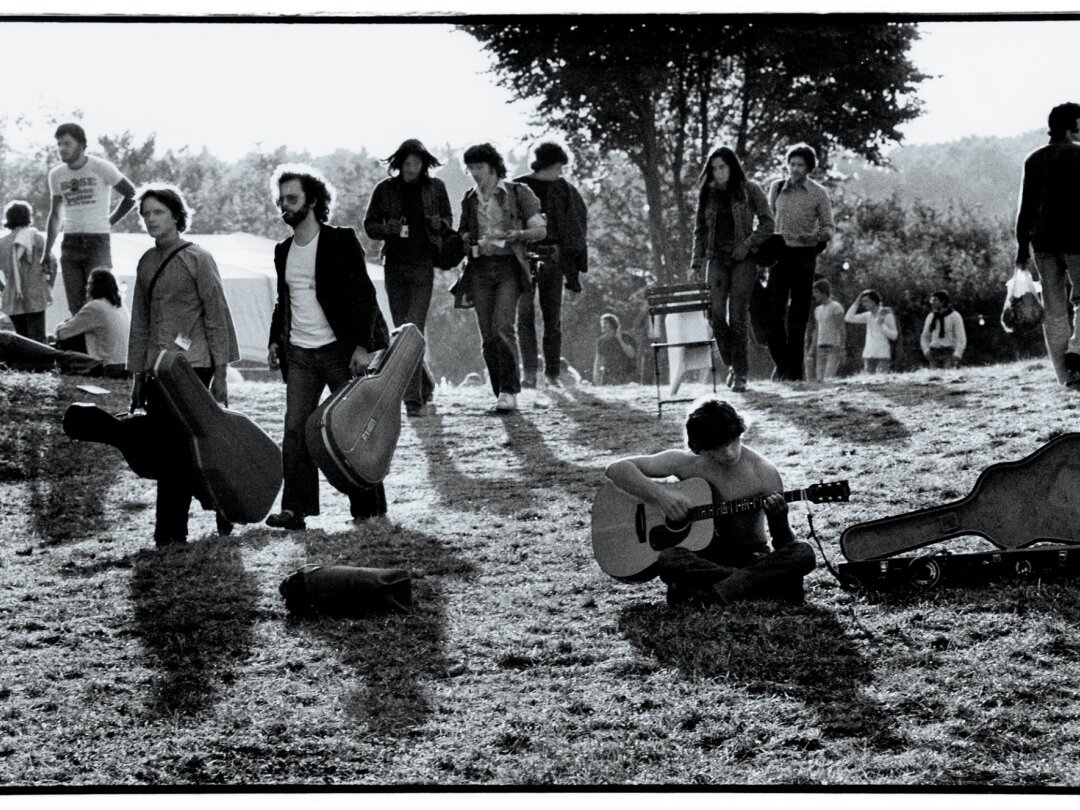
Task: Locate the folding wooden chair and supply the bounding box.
[646,283,717,417]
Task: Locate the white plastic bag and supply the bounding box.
[1001,266,1044,333]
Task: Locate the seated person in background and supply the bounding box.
[920,289,966,370]
[844,289,898,374]
[804,278,846,381]
[605,398,816,607]
[593,313,637,384]
[55,267,131,378]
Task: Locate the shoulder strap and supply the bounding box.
[145,242,192,304]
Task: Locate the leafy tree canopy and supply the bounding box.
[463,19,928,281]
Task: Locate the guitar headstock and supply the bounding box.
[808,480,850,503]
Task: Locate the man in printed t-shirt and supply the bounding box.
[45,123,137,315]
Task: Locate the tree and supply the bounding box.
[462,19,928,284]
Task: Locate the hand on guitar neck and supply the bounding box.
[591,478,850,581]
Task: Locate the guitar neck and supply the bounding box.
[688,488,808,522]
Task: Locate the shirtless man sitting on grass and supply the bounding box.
[605,398,816,607]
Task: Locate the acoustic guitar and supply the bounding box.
[153,350,283,523]
[840,432,1080,562]
[305,323,425,493]
[591,477,850,581]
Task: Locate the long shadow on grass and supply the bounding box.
[859,378,973,411]
[411,411,544,516]
[131,537,260,718]
[546,386,681,457]
[497,411,606,504]
[742,387,911,444]
[287,522,475,736]
[619,600,900,749]
[0,374,131,546]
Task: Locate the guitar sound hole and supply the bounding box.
[664,518,690,532]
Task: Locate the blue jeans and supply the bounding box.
[1033,252,1080,383]
[707,254,757,378]
[283,342,387,518]
[61,233,112,315]
[517,261,563,378]
[471,256,522,396]
[384,257,436,407]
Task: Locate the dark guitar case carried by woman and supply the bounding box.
[152,350,283,523]
[304,323,425,493]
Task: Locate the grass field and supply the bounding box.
[2,360,1080,787]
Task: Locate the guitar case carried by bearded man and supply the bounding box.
[304,323,425,493]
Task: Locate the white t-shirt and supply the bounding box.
[285,233,336,348]
[48,155,124,234]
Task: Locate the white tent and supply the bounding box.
[44,232,390,364]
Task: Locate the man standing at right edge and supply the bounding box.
[1015,102,1080,388]
[766,143,834,381]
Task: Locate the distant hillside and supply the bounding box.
[835,129,1046,224]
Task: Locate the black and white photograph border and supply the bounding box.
[4,0,1080,799]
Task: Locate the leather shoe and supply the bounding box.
[1066,352,1080,373]
[405,402,425,417]
[732,376,747,393]
[545,374,562,388]
[521,373,537,389]
[216,513,234,536]
[266,510,306,530]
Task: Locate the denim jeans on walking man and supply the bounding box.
[384,256,436,406]
[1033,252,1080,384]
[765,245,818,380]
[517,261,563,383]
[470,256,522,397]
[282,342,386,520]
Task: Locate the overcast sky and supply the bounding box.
[2,18,1079,161]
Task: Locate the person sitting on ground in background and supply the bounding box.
[606,397,816,607]
[593,313,637,385]
[0,200,51,344]
[844,289,898,374]
[920,289,966,370]
[804,278,846,381]
[55,267,131,378]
